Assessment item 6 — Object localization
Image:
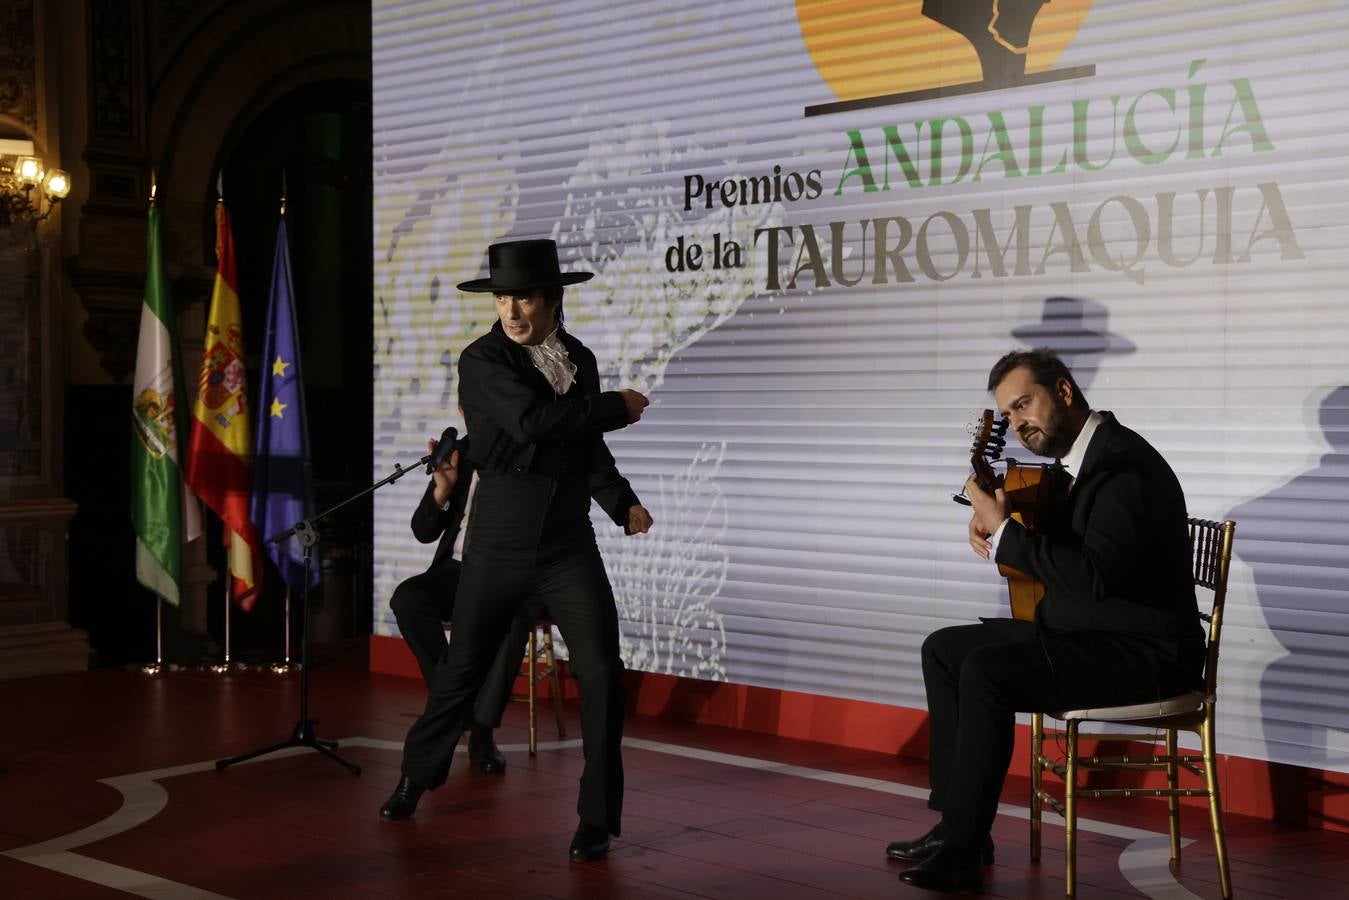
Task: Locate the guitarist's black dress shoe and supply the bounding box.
[568,822,610,862]
[897,844,985,894]
[378,775,425,821]
[886,826,994,865]
[468,730,506,773]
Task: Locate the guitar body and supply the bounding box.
[997,461,1049,621]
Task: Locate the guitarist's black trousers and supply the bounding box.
[919,617,1201,856]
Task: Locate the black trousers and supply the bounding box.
[401,538,626,835]
[388,559,536,729]
[921,618,1197,853]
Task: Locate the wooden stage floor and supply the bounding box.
[2,657,1346,898]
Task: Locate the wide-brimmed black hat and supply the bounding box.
[457,239,594,293]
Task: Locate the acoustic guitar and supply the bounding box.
[956,410,1051,622]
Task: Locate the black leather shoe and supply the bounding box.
[568,822,610,862]
[468,730,506,774]
[379,775,425,821]
[886,827,994,866]
[886,825,944,861]
[897,844,985,894]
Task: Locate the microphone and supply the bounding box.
[425,426,459,474]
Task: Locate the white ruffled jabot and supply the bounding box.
[525,328,577,395]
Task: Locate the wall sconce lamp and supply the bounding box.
[0,138,73,231]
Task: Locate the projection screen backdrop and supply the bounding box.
[372,0,1349,773]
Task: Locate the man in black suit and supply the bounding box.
[379,239,652,864]
[887,348,1205,894]
[388,431,538,773]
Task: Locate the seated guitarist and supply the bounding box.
[887,348,1206,895]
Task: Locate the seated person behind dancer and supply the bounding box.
[886,348,1205,895]
[389,428,539,773]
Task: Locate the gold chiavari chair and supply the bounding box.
[1030,518,1236,898]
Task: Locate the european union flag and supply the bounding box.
[251,216,319,592]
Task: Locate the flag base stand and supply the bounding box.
[216,523,360,776]
[205,661,251,673]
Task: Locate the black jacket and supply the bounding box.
[996,411,1203,646]
[448,321,639,557]
[410,435,475,568]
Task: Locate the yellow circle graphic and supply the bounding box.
[796,0,1094,102]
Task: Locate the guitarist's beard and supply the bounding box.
[1018,398,1076,459]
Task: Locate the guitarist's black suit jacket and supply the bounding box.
[921,410,1205,852]
[400,321,639,837]
[998,410,1204,651]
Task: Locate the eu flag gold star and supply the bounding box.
[270,397,287,418]
[272,355,289,377]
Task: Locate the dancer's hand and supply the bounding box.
[625,505,653,535]
[620,389,649,424]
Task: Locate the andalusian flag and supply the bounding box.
[131,204,202,602]
[185,201,266,610]
[251,215,319,593]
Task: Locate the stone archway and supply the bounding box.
[69,0,370,383]
[58,0,371,666]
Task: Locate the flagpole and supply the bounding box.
[202,175,228,677]
[187,175,265,668]
[224,574,232,666]
[271,587,294,674]
[136,170,169,677]
[141,596,164,675]
[269,178,295,676]
[212,573,252,670]
[209,558,237,673]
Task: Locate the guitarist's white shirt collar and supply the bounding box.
[1059,410,1105,485]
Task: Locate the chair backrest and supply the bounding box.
[1187,517,1237,700]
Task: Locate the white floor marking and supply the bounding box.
[3,735,1202,899]
[1119,836,1204,900]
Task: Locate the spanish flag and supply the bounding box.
[185,200,265,610]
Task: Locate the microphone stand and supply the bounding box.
[215,450,435,775]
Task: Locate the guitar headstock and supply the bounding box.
[968,409,1009,493]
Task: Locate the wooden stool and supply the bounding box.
[519,615,566,754]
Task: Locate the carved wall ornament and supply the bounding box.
[0,1,37,130]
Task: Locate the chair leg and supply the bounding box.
[1166,728,1181,861]
[1031,711,1044,863]
[1065,719,1079,899]
[543,628,565,739]
[527,627,538,756]
[1202,715,1232,899]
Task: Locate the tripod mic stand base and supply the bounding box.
[214,719,362,775]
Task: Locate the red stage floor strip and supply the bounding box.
[3,659,1347,898]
